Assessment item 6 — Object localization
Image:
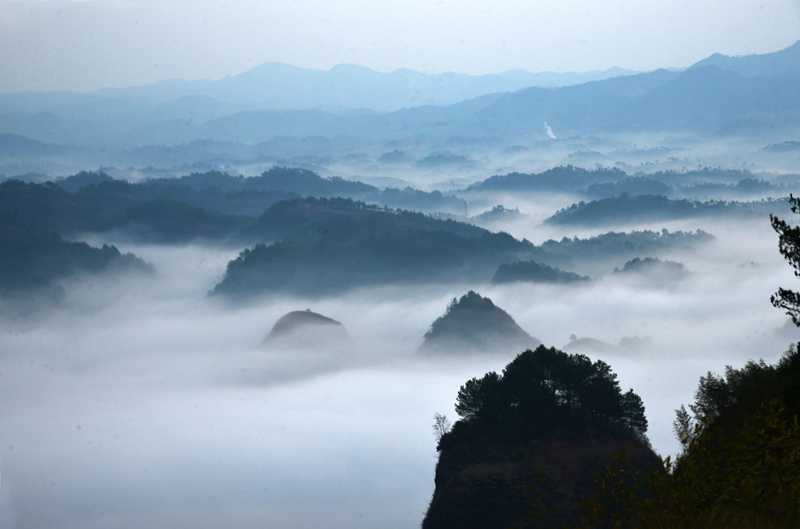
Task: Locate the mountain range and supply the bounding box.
[0,42,798,148]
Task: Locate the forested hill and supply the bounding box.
[0,167,467,244]
[210,202,531,298]
[463,166,796,198]
[212,201,713,297]
[56,167,466,217]
[424,346,655,529]
[464,166,625,194]
[526,229,713,276]
[546,195,783,226]
[0,183,152,304]
[418,291,540,354]
[242,197,486,243]
[2,167,718,301]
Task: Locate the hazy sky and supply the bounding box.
[1,0,799,93]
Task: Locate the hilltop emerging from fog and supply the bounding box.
[419,291,540,355]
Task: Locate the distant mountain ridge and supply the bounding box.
[1,41,798,147]
[690,40,800,77]
[0,63,639,117]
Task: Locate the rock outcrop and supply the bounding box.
[423,436,660,529]
[423,345,660,529]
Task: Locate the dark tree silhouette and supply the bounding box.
[621,389,648,439]
[770,194,800,325]
[448,346,646,442]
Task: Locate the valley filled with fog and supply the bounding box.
[1,179,798,528]
[3,31,800,529]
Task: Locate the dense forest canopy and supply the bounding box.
[492,260,591,284]
[440,345,648,449]
[546,194,783,226]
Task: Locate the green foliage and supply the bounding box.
[641,399,800,528]
[584,349,800,529]
[583,445,650,529]
[454,371,502,425]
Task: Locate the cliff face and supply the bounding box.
[423,434,661,529]
[423,345,660,528]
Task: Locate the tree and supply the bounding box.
[451,346,644,441]
[770,194,800,325]
[432,412,451,442]
[454,371,502,423]
[620,389,648,440]
[650,349,800,528]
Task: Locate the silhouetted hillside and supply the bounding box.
[242,197,485,244]
[492,260,591,285]
[0,179,98,235]
[613,257,687,286]
[527,229,713,276]
[214,212,714,297]
[584,177,673,199]
[109,200,252,243]
[64,168,466,217]
[465,166,625,194]
[264,309,351,351]
[424,346,656,529]
[418,291,540,354]
[471,205,529,227]
[689,40,800,77]
[211,226,527,298]
[0,224,151,298]
[562,337,616,354]
[546,195,782,226]
[6,43,800,145]
[54,170,115,193]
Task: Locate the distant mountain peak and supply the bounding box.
[689,40,800,77]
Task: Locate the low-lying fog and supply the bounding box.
[1,211,797,529]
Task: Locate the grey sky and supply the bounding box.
[1,0,799,93]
